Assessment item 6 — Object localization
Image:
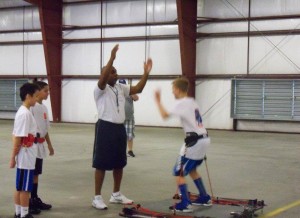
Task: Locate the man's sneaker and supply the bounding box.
[32,197,52,210]
[127,150,135,157]
[169,201,193,213]
[92,195,108,210]
[191,195,212,206]
[21,214,34,218]
[14,214,20,218]
[109,193,133,204]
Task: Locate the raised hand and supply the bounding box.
[111,44,119,60]
[144,58,153,75]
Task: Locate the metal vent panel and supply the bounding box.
[231,79,300,121]
[0,80,28,111]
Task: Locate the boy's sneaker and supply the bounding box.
[92,195,108,210]
[127,150,135,157]
[109,193,133,204]
[21,214,34,218]
[14,214,20,218]
[169,201,193,213]
[29,204,40,215]
[191,195,212,206]
[32,197,52,210]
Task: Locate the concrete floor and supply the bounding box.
[0,119,300,218]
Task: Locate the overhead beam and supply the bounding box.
[176,0,197,97]
[38,0,63,122]
[24,0,40,4]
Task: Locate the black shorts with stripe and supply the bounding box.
[92,119,127,170]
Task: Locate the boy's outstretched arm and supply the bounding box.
[154,90,169,119]
[130,58,153,95]
[98,44,119,90]
[9,136,21,168]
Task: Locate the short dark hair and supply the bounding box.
[34,81,48,90]
[20,83,39,101]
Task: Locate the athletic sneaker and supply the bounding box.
[109,193,133,204]
[191,195,212,206]
[92,195,108,210]
[169,201,193,213]
[21,214,34,218]
[31,197,52,210]
[14,214,20,218]
[127,150,135,157]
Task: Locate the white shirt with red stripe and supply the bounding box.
[31,102,50,159]
[169,97,210,160]
[13,105,38,169]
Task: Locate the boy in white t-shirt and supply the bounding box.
[154,77,211,213]
[10,83,40,218]
[29,81,54,213]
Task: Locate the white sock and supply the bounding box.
[112,191,120,197]
[21,206,29,217]
[95,195,102,200]
[15,204,21,215]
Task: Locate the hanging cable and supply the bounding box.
[144,0,148,61]
[22,6,25,78]
[100,0,103,71]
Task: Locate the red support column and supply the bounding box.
[176,0,197,97]
[38,0,62,122]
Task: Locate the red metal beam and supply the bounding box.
[39,0,62,122]
[176,0,197,97]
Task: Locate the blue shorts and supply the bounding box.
[173,156,203,176]
[16,168,34,192]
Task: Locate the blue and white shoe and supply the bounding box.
[191,195,212,206]
[169,201,193,213]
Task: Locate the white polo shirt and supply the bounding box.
[13,105,38,169]
[94,83,130,124]
[30,102,50,159]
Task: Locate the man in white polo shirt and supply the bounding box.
[92,44,153,210]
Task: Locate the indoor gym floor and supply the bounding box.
[0,119,300,218]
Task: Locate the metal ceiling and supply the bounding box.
[0,0,31,9]
[0,0,148,9]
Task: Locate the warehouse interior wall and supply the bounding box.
[1,0,300,132]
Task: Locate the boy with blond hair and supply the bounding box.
[154,77,211,213]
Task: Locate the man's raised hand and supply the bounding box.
[144,58,153,75]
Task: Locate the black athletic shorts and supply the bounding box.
[92,119,127,170]
[34,158,43,175]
